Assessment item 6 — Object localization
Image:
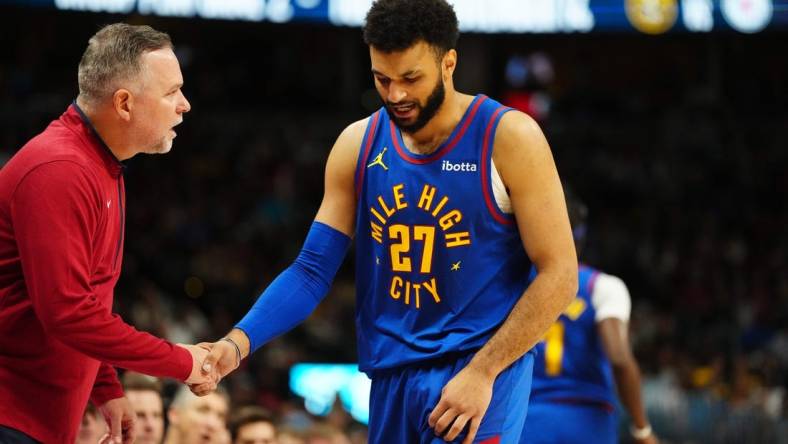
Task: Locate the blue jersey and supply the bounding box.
[353,95,531,373]
[530,264,616,407]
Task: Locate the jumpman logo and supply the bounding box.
[367,147,389,170]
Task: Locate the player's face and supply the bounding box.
[126,389,164,444]
[235,421,277,444]
[170,392,229,444]
[131,47,191,154]
[370,41,448,133]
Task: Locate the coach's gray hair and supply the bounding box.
[77,23,172,105]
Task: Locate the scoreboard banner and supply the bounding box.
[2,0,786,34]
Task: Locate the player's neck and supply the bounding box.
[402,91,473,155]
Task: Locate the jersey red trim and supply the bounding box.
[587,270,601,296]
[481,107,515,225]
[355,111,381,198]
[390,95,487,165]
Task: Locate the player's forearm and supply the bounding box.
[235,221,351,353]
[613,358,650,429]
[468,264,577,378]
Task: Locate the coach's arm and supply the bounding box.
[428,110,578,444]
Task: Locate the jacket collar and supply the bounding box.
[62,101,125,177]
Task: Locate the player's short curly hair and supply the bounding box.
[363,0,459,56]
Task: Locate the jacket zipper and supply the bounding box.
[113,175,124,270]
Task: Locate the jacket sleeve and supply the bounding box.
[90,362,125,406]
[11,161,192,381]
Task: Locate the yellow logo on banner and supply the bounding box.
[625,0,679,34]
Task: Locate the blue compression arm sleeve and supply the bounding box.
[235,221,351,353]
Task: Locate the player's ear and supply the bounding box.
[442,49,457,80]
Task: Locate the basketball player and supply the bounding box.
[521,194,657,444]
[197,1,577,443]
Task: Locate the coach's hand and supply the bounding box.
[429,364,495,444]
[188,341,231,396]
[188,330,250,396]
[179,343,214,386]
[97,396,136,444]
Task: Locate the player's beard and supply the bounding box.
[388,76,445,134]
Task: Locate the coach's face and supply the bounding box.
[130,47,191,154]
[370,40,456,133]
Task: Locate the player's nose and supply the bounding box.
[387,84,407,103]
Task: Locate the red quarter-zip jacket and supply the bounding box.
[0,104,192,443]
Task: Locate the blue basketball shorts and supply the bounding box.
[368,350,535,444]
[520,400,617,444]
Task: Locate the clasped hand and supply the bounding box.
[180,340,240,396]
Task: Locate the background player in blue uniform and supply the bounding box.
[521,194,657,444]
[194,1,578,443]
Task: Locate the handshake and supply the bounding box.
[180,330,250,395]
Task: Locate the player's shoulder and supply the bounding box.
[496,108,543,142]
[344,115,373,138]
[488,105,553,192]
[325,114,382,176]
[593,272,628,294]
[334,115,377,154]
[490,107,549,164]
[590,271,632,322]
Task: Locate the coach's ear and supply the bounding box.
[112,89,133,122]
